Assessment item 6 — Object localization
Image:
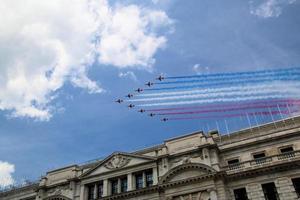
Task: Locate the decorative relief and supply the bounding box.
[172,153,202,164]
[172,191,210,200]
[104,155,131,169]
[47,185,69,195]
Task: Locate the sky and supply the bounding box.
[0,0,300,187]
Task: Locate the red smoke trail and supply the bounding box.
[157,103,300,116]
[146,99,300,112]
[168,110,297,121]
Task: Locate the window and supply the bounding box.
[234,188,248,200]
[88,185,95,200]
[253,152,266,164]
[97,182,103,198]
[228,159,239,165]
[280,146,294,153]
[135,173,143,189]
[145,169,153,187]
[262,182,279,200]
[228,158,241,169]
[292,178,300,197]
[121,177,128,193]
[111,179,118,195]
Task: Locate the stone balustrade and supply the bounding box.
[223,150,300,174]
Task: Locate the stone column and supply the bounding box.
[153,167,158,185]
[80,185,87,200]
[127,173,133,191]
[246,183,264,200]
[103,179,108,197]
[275,177,298,200]
[117,178,121,193]
[93,184,97,199]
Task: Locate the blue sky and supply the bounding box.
[0,0,300,186]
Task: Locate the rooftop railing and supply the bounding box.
[223,150,300,174]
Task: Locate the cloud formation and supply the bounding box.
[0,0,171,120]
[0,161,15,188]
[118,71,138,82]
[250,0,296,18]
[192,64,209,75]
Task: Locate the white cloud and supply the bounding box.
[118,71,138,82]
[250,0,296,18]
[0,161,15,188]
[192,64,209,75]
[0,0,172,120]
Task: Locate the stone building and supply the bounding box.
[1,116,300,200]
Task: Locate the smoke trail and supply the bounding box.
[145,77,300,91]
[129,87,298,102]
[146,99,300,112]
[165,67,299,80]
[168,110,296,121]
[137,82,300,97]
[138,94,300,107]
[157,103,298,115]
[156,72,300,85]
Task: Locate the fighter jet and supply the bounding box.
[135,88,143,93]
[161,118,168,122]
[156,75,164,81]
[138,109,146,113]
[128,104,135,108]
[125,94,133,98]
[115,99,123,103]
[145,82,153,87]
[148,113,156,117]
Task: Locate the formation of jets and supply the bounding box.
[115,75,168,122]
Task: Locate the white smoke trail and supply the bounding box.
[130,83,300,102]
[165,68,299,80]
[138,94,300,107]
[137,82,300,97]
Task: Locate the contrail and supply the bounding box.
[168,110,296,121]
[164,67,299,80]
[144,77,300,91]
[157,103,299,115]
[137,82,300,97]
[146,99,300,112]
[138,94,300,107]
[156,72,300,85]
[129,87,298,102]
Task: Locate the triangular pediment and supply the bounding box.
[80,152,156,178]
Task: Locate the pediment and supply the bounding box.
[81,152,156,178]
[160,163,216,184]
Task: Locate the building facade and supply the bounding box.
[2,116,300,200]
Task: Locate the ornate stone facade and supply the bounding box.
[2,116,300,200]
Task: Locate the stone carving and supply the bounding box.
[172,153,201,164]
[104,155,131,169]
[172,191,210,200]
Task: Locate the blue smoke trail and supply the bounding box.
[145,77,300,91]
[164,67,299,80]
[156,72,300,85]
